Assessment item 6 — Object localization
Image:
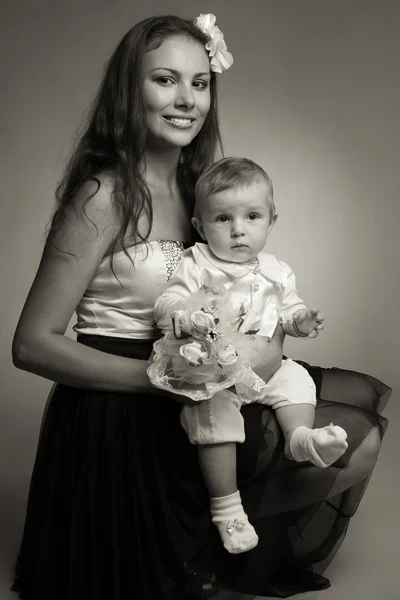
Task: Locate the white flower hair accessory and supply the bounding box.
[194,13,233,73]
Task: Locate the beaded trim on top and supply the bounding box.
[157,240,185,281]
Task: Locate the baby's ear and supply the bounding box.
[268,213,278,233]
[191,217,207,241]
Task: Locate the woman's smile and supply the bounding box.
[162,116,196,129]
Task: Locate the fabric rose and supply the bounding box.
[190,310,216,335]
[194,13,233,73]
[216,344,238,368]
[179,341,209,366]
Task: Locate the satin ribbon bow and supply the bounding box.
[226,519,246,534]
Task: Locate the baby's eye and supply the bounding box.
[248,213,259,220]
[216,215,229,223]
[193,80,209,90]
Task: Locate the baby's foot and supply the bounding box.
[210,490,258,554]
[286,423,348,468]
[214,517,259,554]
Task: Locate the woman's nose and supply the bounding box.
[175,85,195,109]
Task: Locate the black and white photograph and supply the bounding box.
[1,1,398,599]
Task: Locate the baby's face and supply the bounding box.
[193,181,273,263]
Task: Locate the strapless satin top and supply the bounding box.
[73,240,185,339]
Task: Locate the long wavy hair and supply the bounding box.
[51,15,223,266]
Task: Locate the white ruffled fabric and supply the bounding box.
[148,286,270,401]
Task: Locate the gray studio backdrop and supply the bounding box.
[1,0,399,593]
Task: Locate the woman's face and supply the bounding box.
[142,36,211,151]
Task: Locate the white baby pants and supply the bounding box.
[180,358,316,444]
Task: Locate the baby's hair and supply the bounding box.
[194,157,276,222]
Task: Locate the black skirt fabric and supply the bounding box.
[11,335,390,600]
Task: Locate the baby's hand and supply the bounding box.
[202,281,226,296]
[292,308,325,338]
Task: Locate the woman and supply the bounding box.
[11,14,389,600]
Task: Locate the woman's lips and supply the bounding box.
[163,116,195,129]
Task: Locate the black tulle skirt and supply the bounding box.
[11,335,390,600]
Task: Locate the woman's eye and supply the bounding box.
[193,80,208,90]
[157,76,174,85]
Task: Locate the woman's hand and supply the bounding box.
[253,323,285,381]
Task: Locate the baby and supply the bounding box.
[154,157,348,554]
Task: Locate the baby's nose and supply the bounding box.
[231,221,245,236]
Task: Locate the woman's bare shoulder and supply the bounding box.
[69,171,116,214]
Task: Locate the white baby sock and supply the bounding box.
[210,490,258,554]
[286,423,348,468]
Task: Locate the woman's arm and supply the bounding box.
[12,178,151,394]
